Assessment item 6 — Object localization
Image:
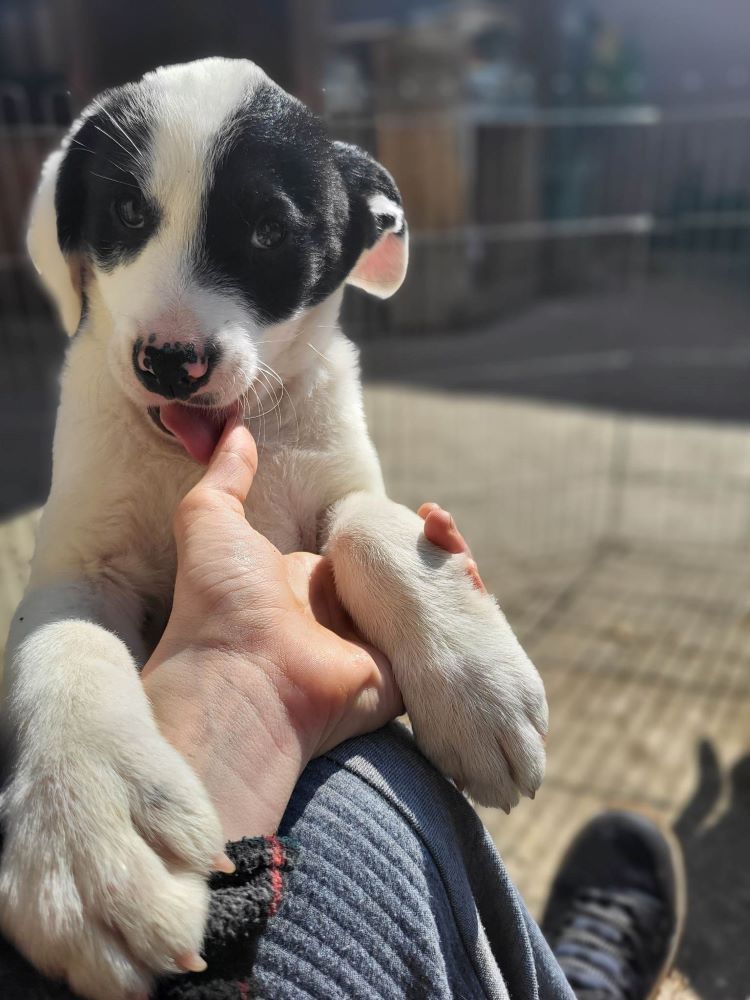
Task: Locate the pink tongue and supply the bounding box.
[160,403,226,465]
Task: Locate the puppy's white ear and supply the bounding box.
[27,148,82,336]
[348,192,408,299]
[335,141,408,300]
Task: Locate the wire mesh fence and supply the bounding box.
[334,102,750,339]
[1,72,749,997]
[2,83,750,560]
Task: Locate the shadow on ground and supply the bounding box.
[360,279,750,424]
[674,742,750,1000]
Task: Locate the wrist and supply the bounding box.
[143,647,317,840]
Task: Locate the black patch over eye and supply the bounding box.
[56,93,160,273]
[114,194,147,229]
[251,215,286,250]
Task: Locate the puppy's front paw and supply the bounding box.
[0,714,223,1000]
[396,566,548,812]
[327,494,548,811]
[415,578,549,811]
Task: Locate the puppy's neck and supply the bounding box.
[263,289,345,383]
[240,289,363,449]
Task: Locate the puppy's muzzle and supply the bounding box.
[133,338,219,400]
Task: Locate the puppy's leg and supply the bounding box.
[0,580,223,1000]
[324,492,548,810]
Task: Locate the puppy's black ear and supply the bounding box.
[334,141,408,299]
[27,137,85,336]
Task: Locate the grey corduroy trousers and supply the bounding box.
[252,723,575,1000]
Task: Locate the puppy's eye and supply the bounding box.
[251,216,286,250]
[114,195,146,229]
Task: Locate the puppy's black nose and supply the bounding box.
[133,339,218,400]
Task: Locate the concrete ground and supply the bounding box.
[1,384,748,999]
[366,385,750,1000]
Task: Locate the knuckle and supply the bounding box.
[227,443,257,480]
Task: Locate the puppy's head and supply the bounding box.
[28,57,407,460]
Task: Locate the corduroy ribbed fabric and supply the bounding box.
[251,723,574,1000]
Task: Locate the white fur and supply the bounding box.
[27,150,81,336]
[4,58,547,1000]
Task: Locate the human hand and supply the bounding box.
[143,421,483,838]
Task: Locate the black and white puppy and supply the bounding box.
[1,58,547,999]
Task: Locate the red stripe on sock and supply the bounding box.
[266,835,284,916]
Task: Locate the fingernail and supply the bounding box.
[213,852,235,874]
[176,952,207,974]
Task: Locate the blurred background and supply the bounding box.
[1,1,749,996]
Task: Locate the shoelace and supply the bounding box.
[551,887,666,1000]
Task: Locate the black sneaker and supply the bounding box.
[541,810,686,1000]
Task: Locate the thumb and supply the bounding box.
[196,419,259,508]
[316,640,404,756]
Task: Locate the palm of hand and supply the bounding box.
[146,425,481,760]
[148,473,399,758]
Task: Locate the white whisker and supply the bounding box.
[92,124,141,164]
[98,105,144,158]
[259,361,299,447]
[69,138,137,179]
[90,172,141,189]
[256,369,283,439]
[248,382,265,454]
[306,341,332,364]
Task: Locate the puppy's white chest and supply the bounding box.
[241,472,315,555]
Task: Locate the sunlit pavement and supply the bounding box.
[365,385,750,1000]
